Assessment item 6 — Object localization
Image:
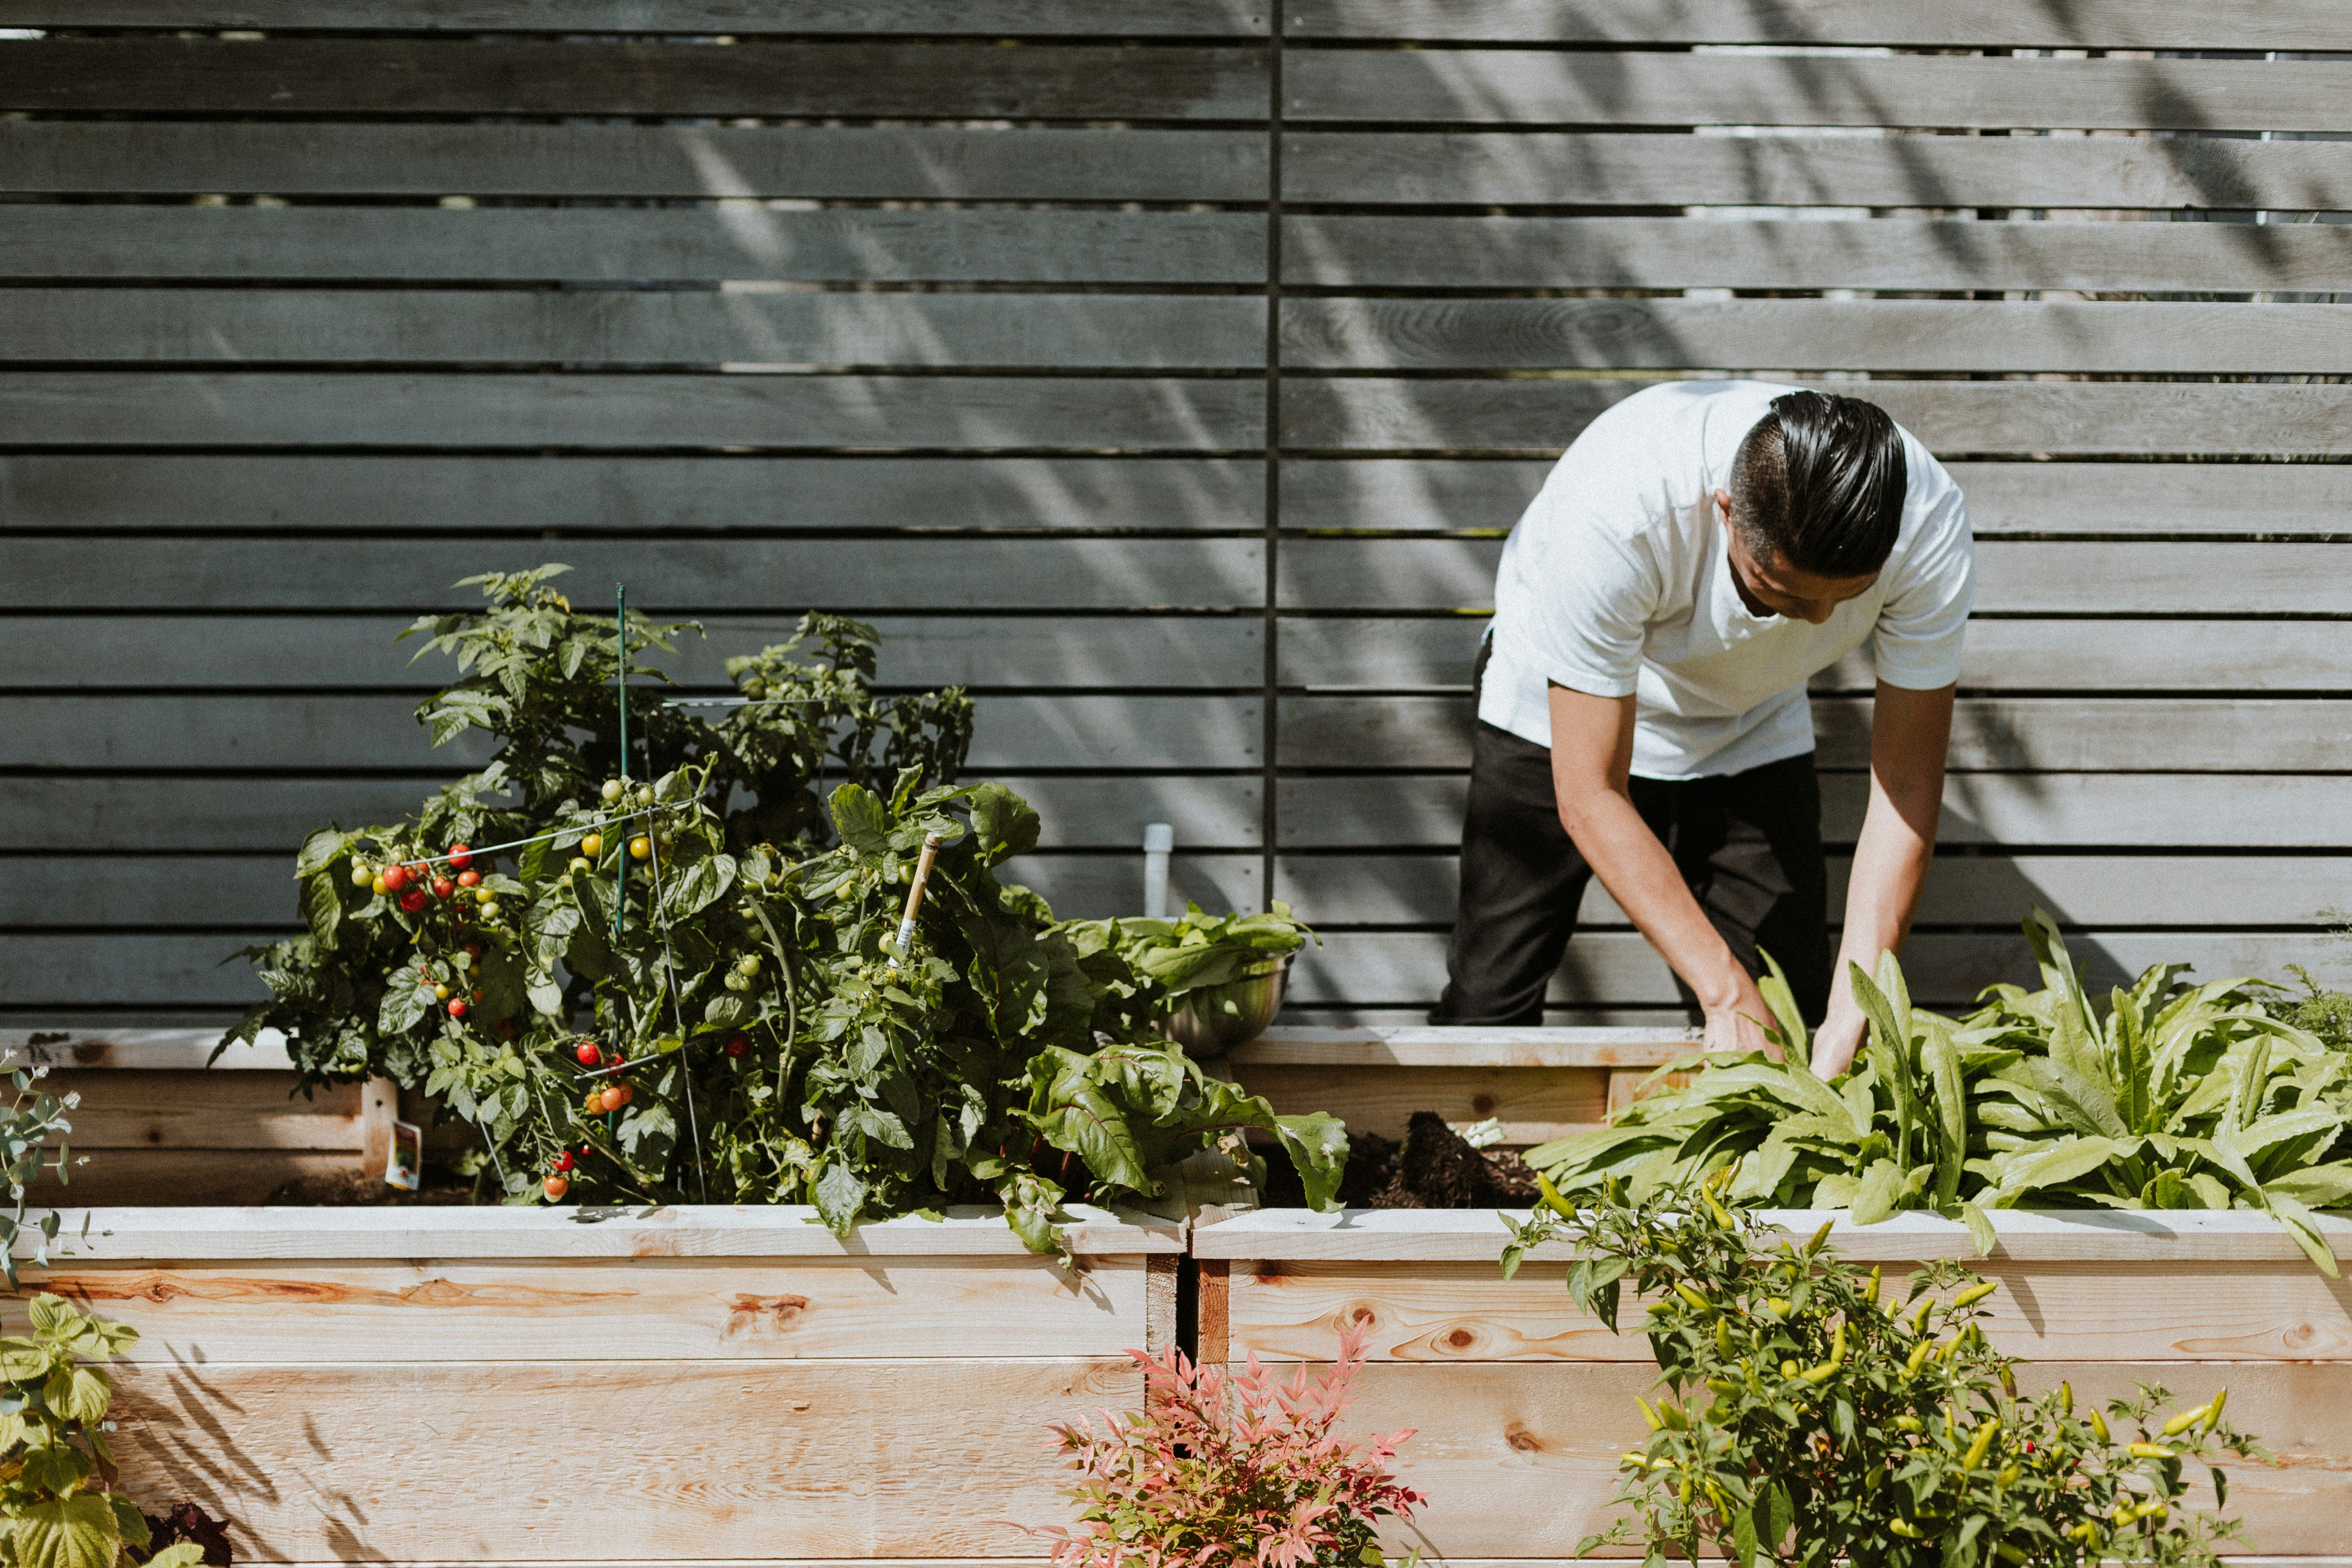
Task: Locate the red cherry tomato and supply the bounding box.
[456,869,481,889]
[448,999,468,1019]
[575,1041,601,1066]
[554,1149,575,1173]
[432,877,455,900]
[449,844,474,871]
[543,1174,568,1201]
[398,888,429,914]
[381,864,410,893]
[725,1033,750,1060]
[463,940,483,959]
[496,1020,517,1041]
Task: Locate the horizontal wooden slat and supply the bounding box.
[0,454,1266,534]
[0,695,1258,771]
[20,1148,353,1205]
[1226,1060,1608,1145]
[6,538,1265,611]
[3,1030,292,1071]
[1283,131,2352,210]
[7,614,1263,690]
[4,39,1269,119]
[22,290,1266,369]
[1240,1027,1693,1068]
[1283,379,2352,457]
[38,1070,358,1151]
[1284,617,2352,694]
[1283,213,2352,294]
[1287,930,2348,1007]
[1287,53,2352,133]
[0,373,1264,451]
[1282,298,2352,375]
[0,1,1268,32]
[26,1256,1152,1361]
[1274,853,2352,930]
[1279,695,2352,772]
[0,774,1265,853]
[1,123,1266,201]
[1279,537,2352,613]
[1284,0,2348,47]
[1280,458,2352,540]
[1278,773,2352,849]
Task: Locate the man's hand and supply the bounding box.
[1706,976,1775,1055]
[1810,994,1868,1077]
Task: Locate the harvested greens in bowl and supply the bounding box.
[1068,901,1318,1001]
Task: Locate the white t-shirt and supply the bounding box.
[1480,380,1974,780]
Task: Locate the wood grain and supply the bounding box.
[1285,0,2347,47]
[1223,1062,1609,1145]
[20,1150,354,1207]
[3,38,1269,119]
[1283,131,2352,210]
[0,1,1270,33]
[1,122,1267,201]
[36,1070,360,1152]
[1286,52,2352,133]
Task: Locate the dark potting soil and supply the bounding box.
[1254,1110,1541,1210]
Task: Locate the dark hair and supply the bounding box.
[1728,389,1907,578]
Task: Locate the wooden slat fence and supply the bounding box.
[2,3,2347,1031]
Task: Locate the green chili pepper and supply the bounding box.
[1805,1218,1836,1254]
[2060,1380,2074,1415]
[1963,1419,1999,1470]
[2089,1407,2110,1443]
[1716,1317,1734,1357]
[1863,1264,1882,1312]
[2161,1403,2211,1437]
[1635,1396,1663,1432]
[1903,1340,1935,1377]
[1888,1519,1923,1540]
[1535,1172,1576,1219]
[2127,1442,2174,1460]
[1673,1281,1710,1311]
[1704,1192,1737,1230]
[1953,1280,1999,1309]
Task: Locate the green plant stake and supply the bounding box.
[614,581,628,940]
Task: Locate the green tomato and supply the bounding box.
[737,954,761,977]
[600,779,624,803]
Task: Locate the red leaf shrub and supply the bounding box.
[1030,1323,1424,1568]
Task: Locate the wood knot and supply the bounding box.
[1471,1095,1497,1115]
[2285,1322,2319,1349]
[1505,1423,1542,1454]
[726,1293,812,1335]
[1442,1326,1480,1352]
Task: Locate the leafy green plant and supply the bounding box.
[222,565,1345,1245]
[0,1062,76,1291]
[1027,1322,1422,1568]
[1503,1175,2260,1567]
[1063,903,1319,1036]
[1529,910,2351,1271]
[0,1294,211,1568]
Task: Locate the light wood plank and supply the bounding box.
[1283,131,2352,210]
[1280,772,2352,850]
[1283,378,2352,457]
[0,694,1259,771]
[97,1357,1132,1561]
[0,372,1264,451]
[1274,852,2352,930]
[1287,53,2352,133]
[0,207,1267,285]
[5,38,1269,119]
[1225,1061,1608,1145]
[3,614,1263,690]
[14,1256,1154,1361]
[5,537,1265,611]
[1286,0,2349,47]
[39,1071,361,1152]
[1275,695,2352,772]
[1283,213,2352,294]
[0,774,1264,854]
[1,1031,293,1072]
[1283,298,2352,376]
[1236,1027,1693,1068]
[0,1,1268,33]
[0,454,1267,534]
[13,1203,1179,1259]
[1277,537,2352,612]
[1,123,1265,201]
[21,290,1266,369]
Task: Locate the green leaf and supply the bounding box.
[811,1161,869,1234]
[12,1494,119,1568]
[1731,1501,1758,1568]
[2210,1466,2229,1510]
[1992,1135,2131,1202]
[1956,1199,1996,1256]
[1755,949,1809,1066]
[377,968,432,1035]
[828,785,891,856]
[107,1497,148,1556]
[301,871,343,949]
[967,782,1041,864]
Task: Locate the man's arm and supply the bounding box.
[1547,683,1772,1054]
[1810,680,1955,1076]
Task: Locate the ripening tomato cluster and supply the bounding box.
[571,1039,635,1116]
[354,843,499,917]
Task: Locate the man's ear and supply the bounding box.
[1713,487,1734,519]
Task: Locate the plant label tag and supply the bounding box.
[384,1119,423,1191]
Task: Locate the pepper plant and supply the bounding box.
[1503,1174,2260,1567]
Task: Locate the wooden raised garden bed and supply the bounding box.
[12,1204,1179,1564]
[1194,1207,2352,1564]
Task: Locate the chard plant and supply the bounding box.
[1531,909,2352,1272]
[1504,1175,2260,1567]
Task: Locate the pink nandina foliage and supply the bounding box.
[1028,1322,1424,1568]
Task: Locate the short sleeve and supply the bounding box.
[1871,474,1974,690]
[1490,516,1660,700]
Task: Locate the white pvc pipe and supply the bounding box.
[1142,822,1173,919]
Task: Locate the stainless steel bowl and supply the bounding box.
[1161,954,1290,1057]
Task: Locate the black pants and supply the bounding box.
[1432,649,1831,1028]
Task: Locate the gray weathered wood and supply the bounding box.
[1,694,1260,771]
[0,1,1269,32]
[1277,773,2352,849]
[1288,930,2351,1008]
[1274,852,2352,930]
[1283,131,2352,210]
[9,614,1263,690]
[1286,52,2352,133]
[1284,0,2349,47]
[1278,537,2352,613]
[1279,615,2352,695]
[1281,214,2352,295]
[0,455,1265,533]
[0,373,1264,451]
[1281,298,2352,376]
[4,206,1267,285]
[7,538,1265,612]
[22,289,1266,370]
[1276,695,2352,772]
[1280,458,2352,540]
[1,774,1262,854]
[5,39,1270,119]
[1282,379,2352,457]
[1,123,1266,201]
